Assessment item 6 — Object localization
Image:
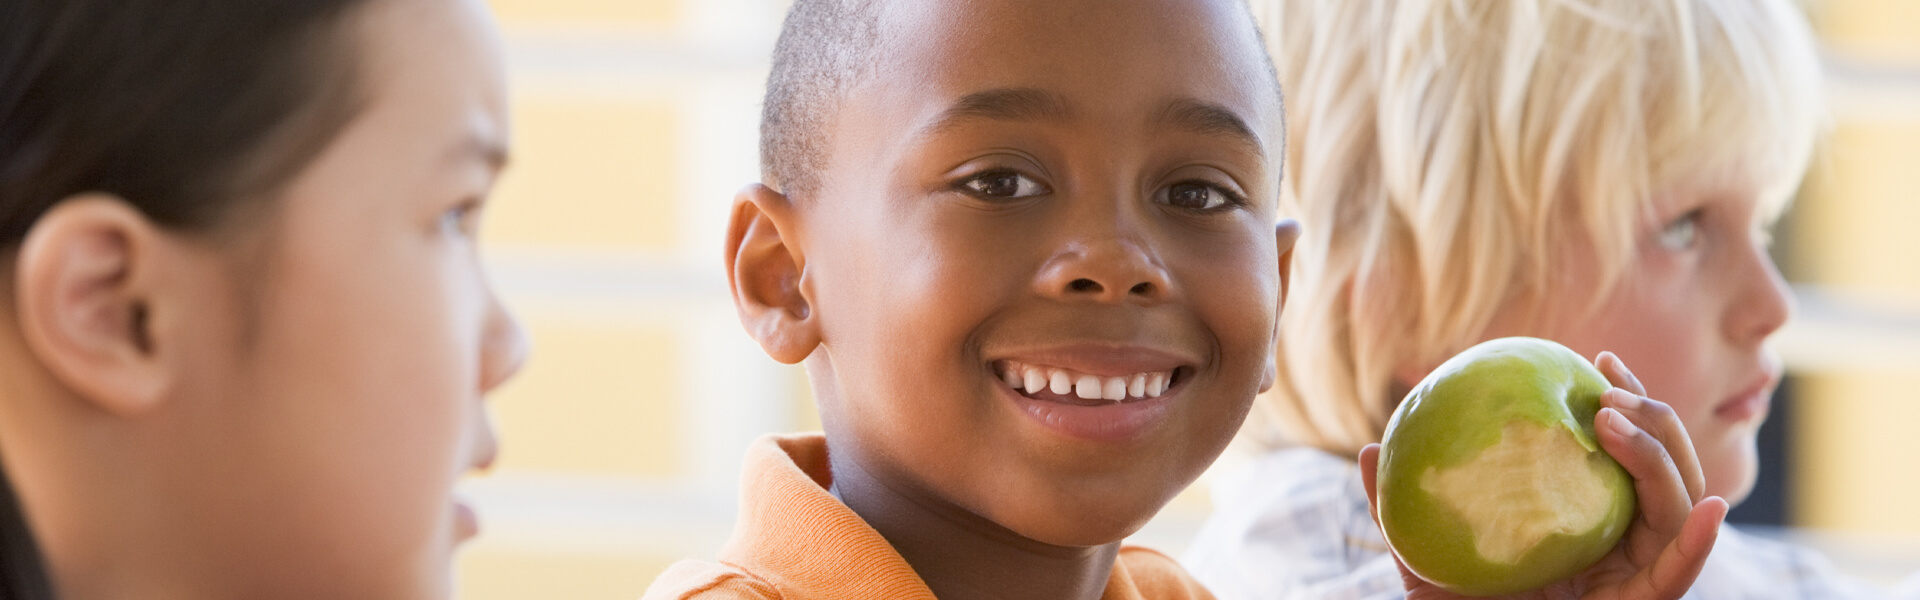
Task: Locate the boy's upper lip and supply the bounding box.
[986,342,1200,376]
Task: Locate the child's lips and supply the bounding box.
[999,382,1179,442]
[452,494,481,542]
[1715,373,1778,422]
[993,359,1184,404]
[988,350,1193,442]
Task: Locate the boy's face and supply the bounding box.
[789,0,1286,545]
[1498,169,1790,506]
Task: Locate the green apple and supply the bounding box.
[1376,337,1636,596]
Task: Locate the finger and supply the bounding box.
[1359,444,1382,525]
[1596,351,1648,397]
[1602,389,1706,504]
[1610,496,1726,600]
[1361,445,1448,600]
[1595,407,1693,562]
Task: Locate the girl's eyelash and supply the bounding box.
[441,199,483,236]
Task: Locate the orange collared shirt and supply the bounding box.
[641,433,1215,600]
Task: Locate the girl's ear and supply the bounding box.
[726,184,821,364]
[14,194,182,416]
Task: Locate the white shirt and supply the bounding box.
[1182,446,1912,600]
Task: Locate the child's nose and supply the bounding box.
[1725,238,1793,346]
[1032,238,1172,305]
[479,291,530,394]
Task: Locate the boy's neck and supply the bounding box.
[828,450,1120,600]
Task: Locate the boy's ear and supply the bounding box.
[726,184,820,364]
[1262,219,1303,393]
[13,194,180,416]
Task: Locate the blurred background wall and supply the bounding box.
[458,0,1920,597]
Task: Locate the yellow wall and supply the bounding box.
[1816,0,1920,62]
[485,97,684,252]
[487,322,684,478]
[1792,0,1920,535]
[488,0,678,28]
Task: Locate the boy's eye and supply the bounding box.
[1657,210,1702,250]
[1160,181,1237,210]
[960,171,1049,199]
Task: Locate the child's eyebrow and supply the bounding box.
[918,88,1265,160]
[922,87,1074,135]
[1149,97,1265,159]
[451,134,510,173]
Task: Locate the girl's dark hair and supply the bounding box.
[0,0,371,596]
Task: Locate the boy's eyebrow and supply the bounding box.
[924,87,1074,134]
[921,89,1265,159]
[1150,97,1265,158]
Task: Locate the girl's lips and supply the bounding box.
[452,495,480,542]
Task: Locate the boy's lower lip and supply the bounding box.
[1000,383,1175,443]
[1713,387,1771,422]
[1714,373,1777,422]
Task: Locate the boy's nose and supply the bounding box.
[1033,238,1172,305]
[1725,238,1793,346]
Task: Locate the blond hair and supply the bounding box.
[1247,0,1824,457]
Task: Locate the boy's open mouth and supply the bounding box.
[993,359,1187,406]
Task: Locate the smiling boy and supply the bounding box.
[642,1,1711,599]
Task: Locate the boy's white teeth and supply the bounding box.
[1001,360,1175,402]
[1075,375,1103,400]
[1049,371,1073,395]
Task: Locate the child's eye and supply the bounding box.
[1657,210,1702,250]
[1158,181,1240,211]
[958,170,1050,199]
[440,200,482,237]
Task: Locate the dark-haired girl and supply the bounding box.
[0,0,525,597]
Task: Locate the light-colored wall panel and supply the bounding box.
[488,0,678,28]
[1815,0,1920,63]
[459,549,670,600]
[1799,122,1920,295]
[1794,374,1920,534]
[485,97,682,252]
[488,323,683,478]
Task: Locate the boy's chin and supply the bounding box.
[981,492,1164,548]
[1705,444,1760,508]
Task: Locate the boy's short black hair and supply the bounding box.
[760,0,881,199]
[760,0,1283,200]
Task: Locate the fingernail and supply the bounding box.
[1607,387,1643,410]
[1605,407,1638,437]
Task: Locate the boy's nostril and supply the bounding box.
[1129,282,1154,295]
[1069,279,1101,293]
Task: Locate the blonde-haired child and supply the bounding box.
[1182,0,1900,597]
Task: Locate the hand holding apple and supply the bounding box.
[1359,341,1728,600]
